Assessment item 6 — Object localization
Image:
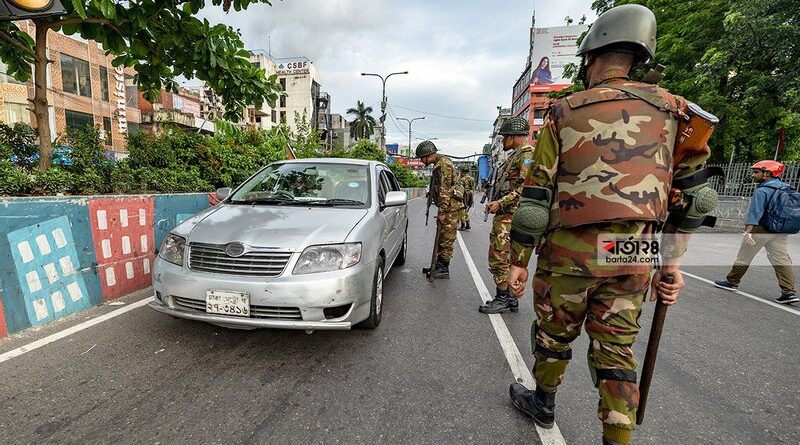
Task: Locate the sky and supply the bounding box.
[199,0,597,158]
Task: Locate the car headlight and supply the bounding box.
[159,234,186,266]
[293,243,361,274]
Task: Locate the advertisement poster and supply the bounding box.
[530,25,589,85]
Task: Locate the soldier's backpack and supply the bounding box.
[760,184,800,234]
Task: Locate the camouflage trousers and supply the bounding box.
[437,208,465,262]
[488,213,513,291]
[530,268,651,443]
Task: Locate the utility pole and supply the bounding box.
[397,116,425,158]
[361,71,409,151]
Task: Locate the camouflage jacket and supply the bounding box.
[511,71,712,277]
[462,174,476,194]
[431,155,464,213]
[493,144,535,214]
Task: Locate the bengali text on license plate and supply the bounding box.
[206,290,250,317]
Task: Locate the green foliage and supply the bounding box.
[0,161,34,195]
[347,101,377,140]
[58,125,109,172]
[387,163,427,188]
[348,140,385,162]
[591,0,800,162]
[0,122,37,167]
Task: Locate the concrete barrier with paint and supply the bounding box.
[0,194,209,337]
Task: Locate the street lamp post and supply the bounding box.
[361,71,408,151]
[397,116,425,158]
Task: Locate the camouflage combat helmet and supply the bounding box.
[498,117,530,136]
[415,140,438,158]
[459,164,471,172]
[577,4,657,62]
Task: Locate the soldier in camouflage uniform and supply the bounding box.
[417,140,465,279]
[459,166,476,230]
[478,116,535,314]
[504,5,716,445]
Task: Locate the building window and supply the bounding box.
[60,54,92,98]
[252,61,261,69]
[127,122,139,136]
[103,116,112,145]
[271,110,277,123]
[100,66,110,102]
[279,78,286,90]
[280,111,286,123]
[125,75,138,108]
[65,109,94,130]
[0,61,23,84]
[5,103,30,124]
[280,95,286,108]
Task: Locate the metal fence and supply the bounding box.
[708,162,800,197]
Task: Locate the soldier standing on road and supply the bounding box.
[504,5,717,445]
[459,165,476,231]
[418,140,465,279]
[478,116,535,314]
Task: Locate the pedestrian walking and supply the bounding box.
[417,140,465,279]
[479,116,535,314]
[504,5,719,444]
[714,160,798,303]
[459,165,476,231]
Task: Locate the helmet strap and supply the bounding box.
[577,56,590,89]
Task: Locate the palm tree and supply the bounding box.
[346,101,377,140]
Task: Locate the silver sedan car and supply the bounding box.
[149,158,408,331]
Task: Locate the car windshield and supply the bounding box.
[229,162,370,207]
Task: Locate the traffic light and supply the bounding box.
[0,0,66,22]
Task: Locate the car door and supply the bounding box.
[376,168,400,259]
[381,169,404,259]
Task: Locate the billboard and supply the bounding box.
[530,25,589,85]
[276,58,311,75]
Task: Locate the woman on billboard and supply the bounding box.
[532,56,553,85]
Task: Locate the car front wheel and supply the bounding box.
[357,257,384,329]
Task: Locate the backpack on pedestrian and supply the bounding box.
[760,184,800,234]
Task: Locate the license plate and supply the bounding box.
[206,290,250,317]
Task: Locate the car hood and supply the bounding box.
[184,204,369,250]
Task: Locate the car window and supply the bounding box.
[377,168,389,203]
[230,162,370,207]
[385,171,400,191]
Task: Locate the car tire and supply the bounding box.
[357,257,384,329]
[394,227,407,266]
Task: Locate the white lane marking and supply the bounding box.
[682,271,800,317]
[0,297,153,364]
[456,233,567,445]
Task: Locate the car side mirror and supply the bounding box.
[216,187,232,200]
[383,191,407,207]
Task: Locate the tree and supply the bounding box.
[0,0,283,170]
[346,100,376,140]
[589,0,800,162]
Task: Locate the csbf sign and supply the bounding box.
[0,0,66,21]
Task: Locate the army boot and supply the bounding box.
[433,260,450,279]
[465,221,471,230]
[422,257,444,275]
[602,438,626,445]
[509,383,556,428]
[479,289,517,314]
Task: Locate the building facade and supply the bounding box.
[0,22,140,156]
[274,56,321,131]
[138,88,214,134]
[510,14,588,143]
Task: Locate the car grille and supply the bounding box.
[188,242,293,277]
[173,296,302,320]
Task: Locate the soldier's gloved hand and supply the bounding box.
[507,265,529,298]
[437,214,446,224]
[651,266,684,306]
[487,201,501,214]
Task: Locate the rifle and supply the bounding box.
[427,219,442,282]
[425,174,435,226]
[481,166,498,222]
[636,273,674,425]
